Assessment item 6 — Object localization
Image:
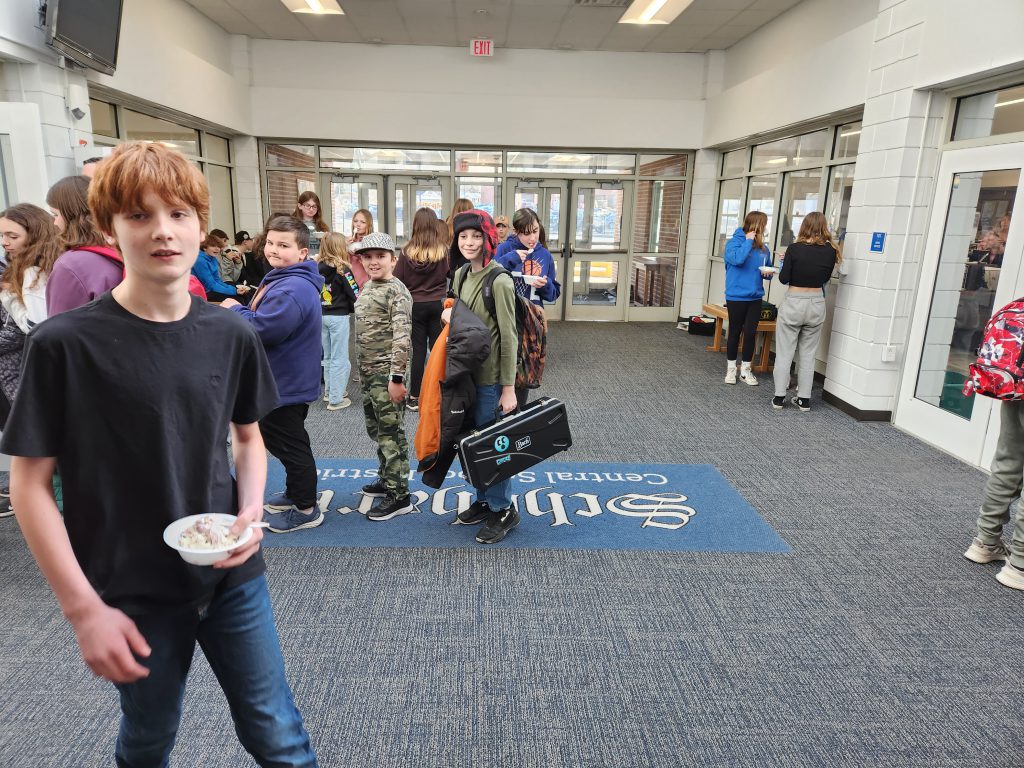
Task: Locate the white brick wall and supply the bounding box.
[232,136,263,234]
[678,149,718,318]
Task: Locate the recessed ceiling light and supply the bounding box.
[281,0,344,15]
[475,8,489,15]
[618,0,693,25]
[368,37,383,44]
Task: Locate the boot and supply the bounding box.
[740,361,759,386]
[724,360,737,385]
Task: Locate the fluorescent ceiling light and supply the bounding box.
[995,97,1024,108]
[840,129,862,137]
[619,0,694,25]
[766,157,788,164]
[281,0,344,15]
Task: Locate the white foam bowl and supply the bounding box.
[163,513,253,566]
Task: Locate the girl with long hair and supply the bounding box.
[394,207,449,410]
[772,211,841,412]
[45,175,124,316]
[723,210,772,386]
[318,233,359,410]
[346,208,374,288]
[294,191,329,258]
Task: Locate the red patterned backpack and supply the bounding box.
[963,298,1024,400]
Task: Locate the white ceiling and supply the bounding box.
[183,0,804,53]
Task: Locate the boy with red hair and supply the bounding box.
[1,142,319,767]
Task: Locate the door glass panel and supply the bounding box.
[266,144,315,168]
[575,186,624,250]
[266,170,317,217]
[778,169,821,249]
[914,168,1020,418]
[630,256,676,308]
[457,177,501,217]
[392,180,443,244]
[573,260,619,305]
[716,178,744,258]
[546,189,562,251]
[329,179,380,235]
[826,164,856,244]
[747,175,777,246]
[633,180,684,253]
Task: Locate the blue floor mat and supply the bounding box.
[262,459,790,553]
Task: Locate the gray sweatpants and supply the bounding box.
[976,400,1024,568]
[773,293,826,398]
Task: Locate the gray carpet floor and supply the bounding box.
[1,322,1021,767]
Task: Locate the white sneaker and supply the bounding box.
[963,537,1009,564]
[327,397,352,411]
[724,364,737,385]
[996,562,1024,590]
[741,366,759,386]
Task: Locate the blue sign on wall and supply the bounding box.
[870,232,886,253]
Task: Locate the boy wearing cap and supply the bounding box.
[353,233,414,521]
[222,216,325,534]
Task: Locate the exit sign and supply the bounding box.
[471,39,493,57]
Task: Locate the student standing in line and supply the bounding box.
[495,207,560,309]
[442,210,520,544]
[193,231,250,303]
[353,232,414,521]
[294,192,329,259]
[317,233,358,411]
[345,208,373,288]
[772,212,839,412]
[494,214,512,245]
[45,175,124,316]
[445,198,475,275]
[724,210,772,386]
[1,142,319,767]
[222,216,324,534]
[394,207,449,412]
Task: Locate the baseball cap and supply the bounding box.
[235,230,251,243]
[353,231,396,254]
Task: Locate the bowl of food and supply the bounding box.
[163,513,252,566]
[759,265,779,277]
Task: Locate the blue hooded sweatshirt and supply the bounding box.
[724,228,771,302]
[494,236,561,306]
[230,260,324,407]
[192,250,238,296]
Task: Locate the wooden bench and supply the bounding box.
[701,303,776,373]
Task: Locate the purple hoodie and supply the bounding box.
[46,247,124,316]
[229,260,324,407]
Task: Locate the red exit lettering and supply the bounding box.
[471,39,493,57]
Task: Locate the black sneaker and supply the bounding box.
[457,500,490,525]
[476,506,520,544]
[407,396,419,412]
[791,396,811,412]
[772,396,786,410]
[367,494,413,521]
[361,479,388,497]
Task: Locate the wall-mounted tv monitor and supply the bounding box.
[45,0,125,76]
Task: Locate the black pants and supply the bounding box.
[259,403,317,509]
[726,299,761,362]
[410,300,443,397]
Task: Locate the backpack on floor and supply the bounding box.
[963,297,1024,400]
[456,264,548,389]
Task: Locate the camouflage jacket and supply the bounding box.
[354,278,413,377]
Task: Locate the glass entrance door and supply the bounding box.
[895,143,1024,467]
[325,174,384,236]
[505,179,569,319]
[388,176,449,247]
[565,180,632,321]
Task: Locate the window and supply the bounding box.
[826,165,856,243]
[747,175,777,247]
[715,178,744,258]
[456,150,501,174]
[721,149,747,176]
[207,163,234,234]
[90,99,117,139]
[205,135,230,164]
[778,170,822,249]
[320,147,450,173]
[507,152,635,175]
[266,144,315,168]
[123,110,200,156]
[638,154,688,177]
[267,171,316,218]
[751,130,829,172]
[457,177,501,217]
[835,122,861,158]
[954,83,1024,141]
[633,180,685,253]
[630,256,676,308]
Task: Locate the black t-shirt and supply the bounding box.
[779,242,838,288]
[0,293,279,616]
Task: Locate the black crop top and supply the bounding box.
[779,242,838,288]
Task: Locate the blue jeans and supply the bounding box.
[321,313,351,405]
[114,574,318,768]
[473,383,512,511]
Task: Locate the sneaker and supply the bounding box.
[367,494,413,521]
[772,396,786,410]
[995,561,1024,590]
[476,506,520,544]
[323,393,329,403]
[456,500,490,525]
[361,479,389,497]
[724,366,737,385]
[407,396,419,412]
[963,537,1009,564]
[0,500,14,519]
[263,491,294,513]
[327,397,352,411]
[267,506,324,533]
[791,396,811,412]
[741,368,759,386]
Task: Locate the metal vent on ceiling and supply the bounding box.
[573,0,631,7]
